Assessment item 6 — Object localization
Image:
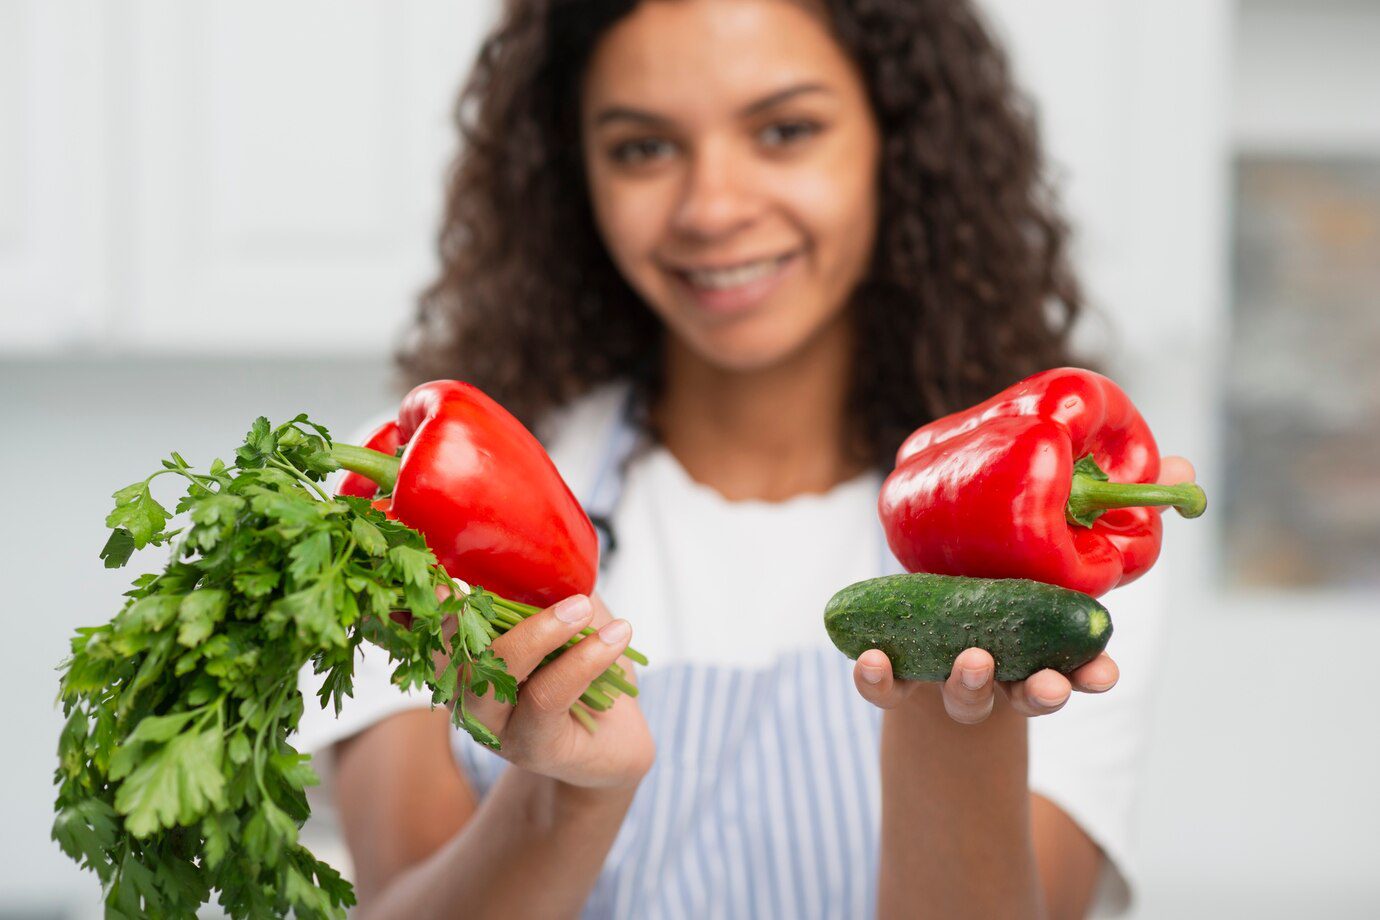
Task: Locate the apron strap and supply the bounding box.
[582,386,644,569]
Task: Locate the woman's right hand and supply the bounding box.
[461,593,655,790]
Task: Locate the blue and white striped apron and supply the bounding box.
[455,396,904,919]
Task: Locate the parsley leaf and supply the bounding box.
[99,528,136,568]
[106,481,170,547]
[178,589,228,647]
[113,729,226,838]
[350,516,388,556]
[52,799,119,883]
[469,648,519,705]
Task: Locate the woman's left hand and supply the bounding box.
[853,644,1119,723]
[853,454,1195,723]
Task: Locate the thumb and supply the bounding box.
[1157,455,1195,485]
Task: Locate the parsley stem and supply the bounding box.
[600,670,638,697]
[152,466,223,495]
[251,679,294,801]
[194,698,223,732]
[570,702,598,733]
[266,457,331,501]
[480,618,500,642]
[580,685,614,710]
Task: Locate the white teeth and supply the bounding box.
[685,256,785,290]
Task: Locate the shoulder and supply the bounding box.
[531,380,632,497]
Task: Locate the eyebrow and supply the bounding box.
[741,82,831,117]
[592,81,833,128]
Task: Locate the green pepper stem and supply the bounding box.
[329,443,401,493]
[1066,472,1207,525]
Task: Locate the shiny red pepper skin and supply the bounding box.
[336,381,597,607]
[879,368,1164,597]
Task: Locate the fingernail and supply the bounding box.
[860,665,884,684]
[598,619,631,645]
[553,595,592,624]
[961,667,988,691]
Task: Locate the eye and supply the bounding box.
[758,120,821,149]
[609,137,677,166]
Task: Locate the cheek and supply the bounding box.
[783,161,877,289]
[587,173,670,272]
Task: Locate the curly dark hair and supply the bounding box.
[398,0,1086,468]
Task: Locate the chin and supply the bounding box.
[676,317,826,374]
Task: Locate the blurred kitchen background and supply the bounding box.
[2,0,1377,917]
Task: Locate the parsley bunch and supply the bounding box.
[53,415,527,918]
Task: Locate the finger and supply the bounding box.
[941,648,996,724]
[461,594,596,730]
[853,649,915,710]
[1158,455,1196,485]
[512,618,634,730]
[586,592,615,628]
[588,593,641,688]
[1003,669,1072,717]
[487,594,596,685]
[1069,652,1119,693]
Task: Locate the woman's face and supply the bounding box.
[581,0,880,373]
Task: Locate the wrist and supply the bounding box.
[885,681,1027,744]
[555,776,641,806]
[546,776,641,834]
[497,769,641,841]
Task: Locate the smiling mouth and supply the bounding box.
[674,252,800,291]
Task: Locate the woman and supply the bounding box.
[296,0,1194,916]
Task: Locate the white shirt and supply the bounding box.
[296,381,1163,917]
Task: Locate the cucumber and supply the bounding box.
[824,573,1112,681]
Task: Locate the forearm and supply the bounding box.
[356,768,636,920]
[876,685,1042,920]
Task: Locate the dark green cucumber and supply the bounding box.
[824,573,1112,681]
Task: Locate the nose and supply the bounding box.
[670,140,760,242]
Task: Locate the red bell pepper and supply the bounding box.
[879,368,1205,597]
[331,380,598,607]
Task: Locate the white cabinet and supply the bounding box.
[0,0,113,350]
[0,0,497,354]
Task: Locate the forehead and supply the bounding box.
[582,0,851,114]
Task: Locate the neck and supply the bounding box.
[652,319,862,502]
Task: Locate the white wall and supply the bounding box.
[2,1,1378,917]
